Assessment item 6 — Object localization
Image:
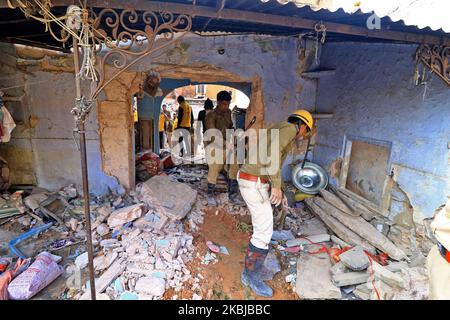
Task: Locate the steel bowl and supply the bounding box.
[291,161,328,194]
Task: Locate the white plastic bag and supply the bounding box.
[1,106,16,143]
[7,252,63,300]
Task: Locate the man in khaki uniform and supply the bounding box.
[237,109,314,297]
[427,199,450,299]
[204,91,240,206]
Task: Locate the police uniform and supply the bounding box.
[204,107,238,184]
[238,121,297,250]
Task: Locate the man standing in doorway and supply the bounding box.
[204,91,240,206]
[176,95,194,157]
[159,104,170,150]
[198,98,214,148]
[237,109,314,297]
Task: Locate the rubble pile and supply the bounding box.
[269,186,429,300]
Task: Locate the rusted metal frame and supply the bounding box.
[27,0,450,46]
[89,9,192,99]
[72,35,97,300]
[416,44,450,86]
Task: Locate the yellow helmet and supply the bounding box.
[288,109,314,131]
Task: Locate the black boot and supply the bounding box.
[228,179,245,205]
[207,183,217,206]
[241,242,273,297]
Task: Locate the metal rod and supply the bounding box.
[72,36,96,300]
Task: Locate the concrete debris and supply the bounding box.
[107,204,144,228]
[286,234,330,247]
[137,175,197,221]
[369,261,410,290]
[332,271,369,287]
[296,253,342,300]
[74,252,89,269]
[330,261,347,275]
[339,246,370,271]
[135,276,166,297]
[297,217,328,236]
[385,261,409,273]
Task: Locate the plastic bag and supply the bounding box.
[1,106,16,143]
[7,252,63,300]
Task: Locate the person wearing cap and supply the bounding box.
[204,91,241,206]
[237,109,314,297]
[427,199,450,299]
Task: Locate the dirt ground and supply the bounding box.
[169,207,298,300]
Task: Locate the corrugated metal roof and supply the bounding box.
[0,0,448,50]
[268,0,450,32]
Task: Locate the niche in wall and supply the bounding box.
[339,135,392,211]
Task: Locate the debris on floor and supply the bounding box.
[0,163,430,300]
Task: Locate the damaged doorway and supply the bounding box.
[134,81,251,184]
[339,136,392,212]
[161,83,250,159]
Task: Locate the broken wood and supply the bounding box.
[329,185,375,219]
[305,198,376,254]
[320,188,359,217]
[313,197,407,261]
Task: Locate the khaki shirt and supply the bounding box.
[240,121,297,189]
[205,108,234,143]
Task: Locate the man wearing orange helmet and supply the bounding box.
[237,109,314,297]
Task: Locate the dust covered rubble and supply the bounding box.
[66,179,204,300]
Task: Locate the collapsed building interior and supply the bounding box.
[0,0,449,301]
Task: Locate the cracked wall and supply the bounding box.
[314,42,450,254]
[0,43,124,195]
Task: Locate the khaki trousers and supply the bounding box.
[206,145,238,184]
[237,173,273,250]
[427,245,450,299]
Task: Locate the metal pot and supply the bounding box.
[291,161,328,195]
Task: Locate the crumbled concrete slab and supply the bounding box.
[330,262,347,275]
[138,175,197,221]
[286,234,330,247]
[369,261,410,290]
[107,204,143,228]
[298,217,329,236]
[135,276,166,296]
[296,254,342,300]
[332,271,369,287]
[385,261,409,273]
[339,246,370,271]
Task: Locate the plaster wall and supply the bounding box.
[314,42,450,224]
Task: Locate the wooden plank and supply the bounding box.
[313,197,407,261]
[5,0,446,46]
[331,186,378,220]
[305,198,376,254]
[319,188,359,217]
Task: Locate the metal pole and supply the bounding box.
[72,36,96,300]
